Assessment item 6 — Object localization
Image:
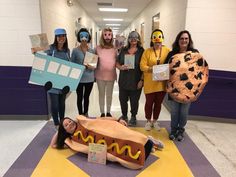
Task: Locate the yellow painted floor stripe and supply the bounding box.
[31,128,194,177]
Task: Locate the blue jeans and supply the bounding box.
[48,93,66,125]
[170,100,191,131]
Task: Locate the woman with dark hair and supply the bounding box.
[50,115,164,169]
[140,29,170,131]
[45,28,70,129]
[116,31,144,126]
[71,28,95,117]
[165,30,199,141]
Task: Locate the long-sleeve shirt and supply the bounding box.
[140,46,170,94]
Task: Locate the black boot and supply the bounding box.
[128,116,136,126]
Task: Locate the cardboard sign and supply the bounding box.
[88,143,107,165]
[29,33,49,52]
[152,64,169,81]
[84,51,98,67]
[124,54,135,69]
[29,53,85,91]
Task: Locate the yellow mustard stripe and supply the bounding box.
[74,130,141,159]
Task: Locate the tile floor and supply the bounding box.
[0,82,236,177]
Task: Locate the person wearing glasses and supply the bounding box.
[165,30,199,141]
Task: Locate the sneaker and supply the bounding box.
[169,130,177,140]
[145,121,152,131]
[176,128,185,141]
[106,112,112,117]
[100,113,105,117]
[177,133,184,141]
[148,135,164,150]
[128,116,136,126]
[153,121,161,131]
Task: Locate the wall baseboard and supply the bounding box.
[0,115,50,120]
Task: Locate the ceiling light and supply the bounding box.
[105,24,121,26]
[103,18,123,21]
[111,27,120,30]
[99,8,128,12]
[67,0,73,6]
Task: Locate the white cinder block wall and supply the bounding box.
[0,0,41,66]
[40,0,99,51]
[186,0,236,71]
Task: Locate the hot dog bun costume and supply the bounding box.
[166,51,209,103]
[65,115,149,169]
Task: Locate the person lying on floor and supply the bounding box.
[50,115,164,170]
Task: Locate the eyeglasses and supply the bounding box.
[179,37,189,40]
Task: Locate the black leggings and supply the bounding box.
[76,82,94,115]
[145,139,154,159]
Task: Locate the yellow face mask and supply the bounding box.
[151,31,164,43]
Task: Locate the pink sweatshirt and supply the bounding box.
[95,45,117,81]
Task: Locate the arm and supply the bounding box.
[50,132,58,148]
[140,49,152,72]
[96,117,127,126]
[116,61,129,71]
[70,48,77,63]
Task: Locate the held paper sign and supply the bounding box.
[124,54,135,69]
[152,64,170,81]
[29,33,49,52]
[88,143,107,165]
[84,51,98,67]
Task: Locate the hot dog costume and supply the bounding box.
[65,115,149,169]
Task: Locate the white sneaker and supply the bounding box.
[148,135,164,150]
[145,121,152,131]
[153,121,161,131]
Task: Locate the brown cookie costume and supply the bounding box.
[166,51,209,103]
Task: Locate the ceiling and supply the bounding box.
[77,0,152,34]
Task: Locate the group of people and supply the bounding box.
[44,27,200,169]
[44,27,199,142]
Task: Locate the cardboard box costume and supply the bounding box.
[65,115,148,169]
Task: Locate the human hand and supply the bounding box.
[137,80,143,89]
[118,119,127,126]
[120,65,129,71]
[86,64,95,70]
[147,66,153,72]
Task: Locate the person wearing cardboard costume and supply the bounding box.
[50,115,164,169]
[165,30,208,141]
[46,28,70,128]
